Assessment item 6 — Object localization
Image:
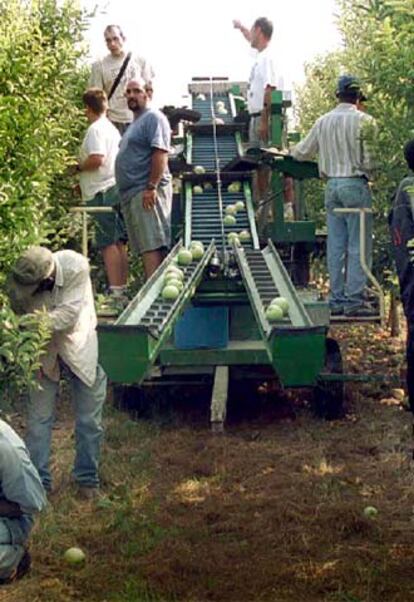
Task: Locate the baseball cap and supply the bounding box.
[336,75,363,97]
[8,246,55,301]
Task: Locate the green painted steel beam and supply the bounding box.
[270,328,326,386]
[160,340,269,366]
[270,90,283,147]
[272,220,316,243]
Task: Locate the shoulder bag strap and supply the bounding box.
[108,52,132,101]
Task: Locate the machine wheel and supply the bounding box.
[312,338,345,420]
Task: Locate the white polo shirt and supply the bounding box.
[247,46,277,115]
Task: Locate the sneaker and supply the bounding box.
[329,305,344,316]
[0,550,31,585]
[96,294,127,318]
[344,302,378,317]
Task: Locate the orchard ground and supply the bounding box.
[1,324,414,602]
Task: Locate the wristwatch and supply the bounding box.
[146,183,157,190]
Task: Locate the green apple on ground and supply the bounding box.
[270,297,290,316]
[235,200,245,211]
[193,165,206,174]
[223,214,237,226]
[265,305,284,322]
[162,284,180,301]
[193,185,203,194]
[177,249,193,266]
[363,506,378,518]
[64,547,86,565]
[204,182,213,191]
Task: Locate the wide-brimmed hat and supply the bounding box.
[7,246,55,302]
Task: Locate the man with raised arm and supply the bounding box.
[233,17,277,231]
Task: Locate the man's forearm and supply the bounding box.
[147,150,168,187]
[79,154,105,172]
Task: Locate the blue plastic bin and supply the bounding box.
[174,306,229,349]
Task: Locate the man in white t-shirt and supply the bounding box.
[77,88,128,301]
[233,17,277,232]
[89,25,154,135]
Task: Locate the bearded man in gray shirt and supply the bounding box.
[115,79,172,280]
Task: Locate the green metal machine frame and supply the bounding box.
[98,79,343,429]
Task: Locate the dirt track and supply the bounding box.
[1,325,414,602]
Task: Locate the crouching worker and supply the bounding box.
[0,418,46,584]
[6,247,107,499]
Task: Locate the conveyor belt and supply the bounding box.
[192,135,238,171]
[190,189,252,250]
[120,242,214,336]
[234,243,314,335]
[192,93,233,124]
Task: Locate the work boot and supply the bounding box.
[329,305,344,316]
[0,550,31,585]
[344,302,378,317]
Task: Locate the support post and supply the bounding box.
[210,365,229,433]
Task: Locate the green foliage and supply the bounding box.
[0,0,90,403]
[295,0,414,282]
[0,0,89,278]
[0,296,51,410]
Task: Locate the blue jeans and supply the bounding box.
[0,520,25,580]
[325,178,373,309]
[26,364,107,491]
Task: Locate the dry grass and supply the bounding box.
[1,325,414,602]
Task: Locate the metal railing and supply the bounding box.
[70,206,114,257]
[333,207,385,323]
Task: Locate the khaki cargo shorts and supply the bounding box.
[121,183,172,254]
